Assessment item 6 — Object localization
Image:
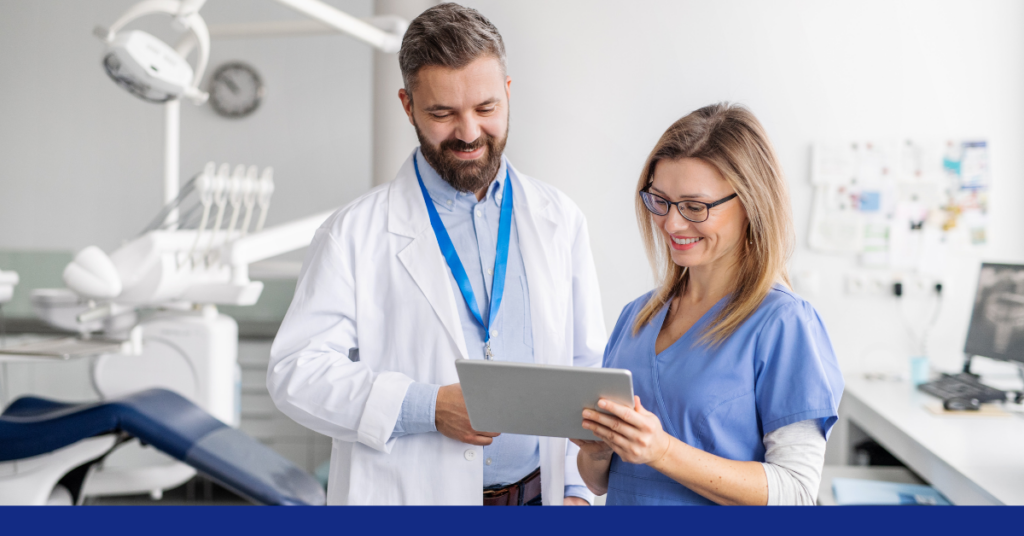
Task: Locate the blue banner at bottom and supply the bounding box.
[4,505,1020,536]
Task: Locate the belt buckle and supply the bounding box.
[484,469,539,505]
[483,487,510,499]
[484,484,519,506]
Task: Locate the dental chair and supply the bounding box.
[0,388,325,506]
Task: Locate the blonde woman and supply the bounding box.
[573,104,843,505]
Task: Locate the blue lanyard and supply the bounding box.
[414,154,514,360]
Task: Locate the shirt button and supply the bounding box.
[464,449,476,461]
[487,268,493,276]
[490,329,498,338]
[486,458,492,466]
[476,209,482,218]
[446,199,453,206]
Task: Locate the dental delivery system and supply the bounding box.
[0,0,404,504]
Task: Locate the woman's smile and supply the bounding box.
[669,235,703,250]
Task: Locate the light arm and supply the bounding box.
[225,210,335,270]
[271,0,404,52]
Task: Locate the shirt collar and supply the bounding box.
[416,148,508,212]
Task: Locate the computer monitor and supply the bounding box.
[964,263,1024,365]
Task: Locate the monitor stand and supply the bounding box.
[961,354,979,377]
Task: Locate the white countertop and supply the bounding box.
[844,376,1024,505]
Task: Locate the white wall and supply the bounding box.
[461,0,1024,375]
[0,0,375,254]
[3,0,1023,376]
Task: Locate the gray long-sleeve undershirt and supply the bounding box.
[761,419,827,505]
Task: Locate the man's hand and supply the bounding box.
[564,496,590,506]
[569,437,614,463]
[570,435,614,497]
[435,383,500,446]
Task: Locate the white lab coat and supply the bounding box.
[268,151,606,505]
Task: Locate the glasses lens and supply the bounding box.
[680,201,708,222]
[641,192,669,216]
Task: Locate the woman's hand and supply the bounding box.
[582,396,673,466]
[582,396,770,505]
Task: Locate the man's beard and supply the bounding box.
[414,118,508,194]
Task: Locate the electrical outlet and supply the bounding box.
[844,273,866,295]
[867,274,891,296]
[846,272,897,296]
[901,274,937,297]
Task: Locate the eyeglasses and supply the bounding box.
[640,189,738,223]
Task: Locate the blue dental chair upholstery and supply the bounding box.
[0,388,325,505]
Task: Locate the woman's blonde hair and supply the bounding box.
[633,103,794,344]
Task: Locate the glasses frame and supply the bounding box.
[640,188,738,223]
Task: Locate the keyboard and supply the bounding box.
[918,373,1006,403]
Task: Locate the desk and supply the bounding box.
[840,376,1024,505]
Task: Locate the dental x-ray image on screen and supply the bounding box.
[964,263,1024,364]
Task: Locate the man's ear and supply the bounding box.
[398,88,415,126]
[505,76,511,102]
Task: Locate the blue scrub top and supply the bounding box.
[603,285,844,505]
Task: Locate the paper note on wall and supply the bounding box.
[808,186,863,254]
[811,143,857,184]
[807,139,989,268]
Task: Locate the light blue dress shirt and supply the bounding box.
[391,149,589,502]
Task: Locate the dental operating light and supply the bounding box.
[99,0,211,105]
[103,30,195,103]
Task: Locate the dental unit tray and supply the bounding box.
[0,337,127,360]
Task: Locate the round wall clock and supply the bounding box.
[208,62,264,118]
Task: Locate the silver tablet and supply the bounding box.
[455,359,634,441]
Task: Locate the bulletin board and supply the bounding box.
[808,139,990,277]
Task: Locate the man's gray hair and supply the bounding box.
[399,3,507,93]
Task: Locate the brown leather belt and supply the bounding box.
[483,467,541,506]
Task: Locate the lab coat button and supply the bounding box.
[464,449,476,461]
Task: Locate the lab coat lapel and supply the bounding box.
[389,156,470,361]
[509,165,568,505]
[509,165,560,366]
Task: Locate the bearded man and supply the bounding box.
[268,3,605,505]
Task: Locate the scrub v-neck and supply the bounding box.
[653,295,728,358]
